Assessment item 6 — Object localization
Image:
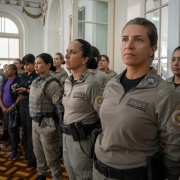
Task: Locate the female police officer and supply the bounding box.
[16,54,38,167]
[93,18,180,180]
[29,53,63,180]
[62,39,104,180]
[166,46,180,98]
[51,52,68,87]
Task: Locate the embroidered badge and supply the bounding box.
[95,96,103,106]
[172,110,180,126]
[147,77,155,85]
[73,92,85,98]
[61,77,67,83]
[45,134,51,138]
[52,94,60,102]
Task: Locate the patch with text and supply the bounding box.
[126,98,149,112]
[73,92,85,98]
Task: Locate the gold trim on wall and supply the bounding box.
[23,7,42,19]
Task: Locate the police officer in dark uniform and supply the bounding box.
[16,54,38,167]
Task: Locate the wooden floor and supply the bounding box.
[0,128,68,180]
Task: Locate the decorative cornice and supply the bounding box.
[1,0,41,8]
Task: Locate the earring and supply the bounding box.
[149,54,153,58]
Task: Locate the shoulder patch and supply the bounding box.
[95,96,103,106]
[147,77,155,85]
[172,110,180,126]
[52,94,60,102]
[60,76,67,82]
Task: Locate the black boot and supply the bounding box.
[36,175,46,180]
[0,130,9,141]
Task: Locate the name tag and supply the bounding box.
[73,92,85,98]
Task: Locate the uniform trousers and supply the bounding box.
[19,99,36,164]
[3,112,19,151]
[63,134,93,180]
[32,120,62,180]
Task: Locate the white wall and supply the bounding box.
[23,7,42,56]
[113,0,127,74]
[44,0,72,57]
[127,1,140,21]
[44,0,60,55]
[61,0,72,55]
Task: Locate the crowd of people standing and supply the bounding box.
[0,17,179,180]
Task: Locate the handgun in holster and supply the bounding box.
[51,112,59,123]
[89,128,102,159]
[147,152,164,180]
[59,112,64,123]
[76,121,87,140]
[69,123,79,141]
[37,113,44,126]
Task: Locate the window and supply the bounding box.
[0,15,21,69]
[145,0,168,79]
[0,17,18,34]
[70,0,114,59]
[77,0,109,55]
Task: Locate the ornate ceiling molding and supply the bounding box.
[0,0,47,19]
[0,0,41,8]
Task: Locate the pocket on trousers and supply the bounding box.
[40,117,56,136]
[76,136,91,158]
[45,141,59,150]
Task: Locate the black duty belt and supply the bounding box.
[20,95,28,100]
[32,112,58,126]
[33,117,39,123]
[61,121,98,138]
[94,155,148,180]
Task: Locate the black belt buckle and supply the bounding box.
[97,160,108,177]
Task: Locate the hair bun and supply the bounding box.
[50,66,56,72]
[87,57,98,69]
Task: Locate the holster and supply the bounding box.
[89,128,102,159]
[147,152,164,180]
[69,123,79,141]
[37,113,44,126]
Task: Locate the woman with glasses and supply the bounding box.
[98,54,118,78]
[0,64,20,160]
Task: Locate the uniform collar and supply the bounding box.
[115,67,159,87]
[37,73,51,81]
[68,69,90,83]
[106,68,111,74]
[26,70,36,77]
[91,68,98,74]
[53,68,64,73]
[166,76,174,83]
